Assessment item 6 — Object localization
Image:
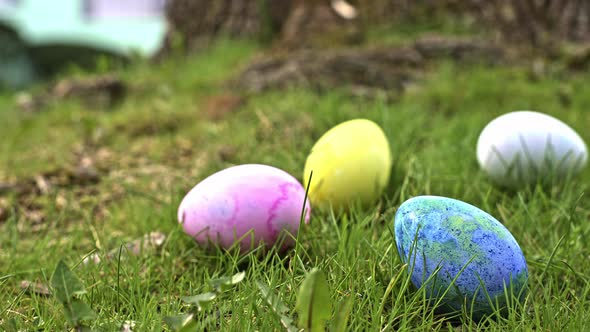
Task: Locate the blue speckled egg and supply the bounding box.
[394,196,528,318]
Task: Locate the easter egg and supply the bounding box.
[303,119,392,210]
[178,164,311,252]
[394,196,528,319]
[477,111,588,188]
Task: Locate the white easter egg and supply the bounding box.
[476,111,588,188]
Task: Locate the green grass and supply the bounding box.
[1,32,590,331]
[365,12,481,47]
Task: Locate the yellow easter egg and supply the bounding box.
[303,119,392,210]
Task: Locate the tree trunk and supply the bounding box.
[279,0,362,49]
[472,0,590,47]
[160,0,292,54]
[160,0,362,55]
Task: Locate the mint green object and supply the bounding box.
[0,0,166,56]
[0,0,167,87]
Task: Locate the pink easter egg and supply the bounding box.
[178,164,311,252]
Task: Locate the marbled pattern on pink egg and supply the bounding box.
[178,164,311,251]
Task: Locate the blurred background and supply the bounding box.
[0,0,166,88]
[2,0,590,89]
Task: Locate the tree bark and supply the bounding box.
[160,0,363,55]
[160,0,292,54]
[472,0,590,47]
[279,0,362,50]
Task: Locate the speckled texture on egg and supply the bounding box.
[394,196,528,318]
[178,164,311,252]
